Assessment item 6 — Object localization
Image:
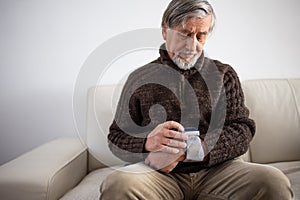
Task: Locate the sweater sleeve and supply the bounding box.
[204,65,256,166]
[107,75,149,163]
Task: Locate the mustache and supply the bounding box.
[178,50,198,55]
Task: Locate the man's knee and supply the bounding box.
[100,170,138,196]
[248,164,293,199]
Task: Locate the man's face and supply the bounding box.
[162,15,212,69]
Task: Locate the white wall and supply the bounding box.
[0,0,299,165]
[207,0,300,80]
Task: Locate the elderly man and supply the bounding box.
[100,0,293,199]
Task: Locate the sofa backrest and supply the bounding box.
[86,85,126,171]
[86,79,300,170]
[242,79,300,163]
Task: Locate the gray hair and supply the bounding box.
[161,0,216,33]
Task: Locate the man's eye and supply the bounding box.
[197,33,208,40]
[179,33,188,40]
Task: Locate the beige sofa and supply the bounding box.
[0,79,299,200]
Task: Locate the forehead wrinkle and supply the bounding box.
[180,17,210,33]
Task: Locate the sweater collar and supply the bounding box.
[159,44,205,75]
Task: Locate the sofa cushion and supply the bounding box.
[60,166,122,200]
[242,79,300,163]
[269,161,300,199]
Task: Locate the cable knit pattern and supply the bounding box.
[108,45,255,173]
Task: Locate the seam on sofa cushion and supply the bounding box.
[287,79,300,124]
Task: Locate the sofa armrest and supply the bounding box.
[0,137,88,200]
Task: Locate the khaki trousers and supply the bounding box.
[100,159,293,200]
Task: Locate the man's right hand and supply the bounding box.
[144,121,188,154]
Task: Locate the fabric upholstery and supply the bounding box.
[86,85,126,169]
[242,79,300,163]
[0,138,87,200]
[60,167,119,200]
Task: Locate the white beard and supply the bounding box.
[172,53,200,70]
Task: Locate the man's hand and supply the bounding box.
[145,150,186,173]
[144,121,188,154]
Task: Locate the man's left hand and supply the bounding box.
[145,150,185,173]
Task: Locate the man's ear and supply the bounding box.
[162,25,167,40]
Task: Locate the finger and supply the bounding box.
[162,138,187,149]
[163,121,184,132]
[164,130,188,141]
[158,145,180,154]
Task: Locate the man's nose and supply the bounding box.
[185,36,197,51]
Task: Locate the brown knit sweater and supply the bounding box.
[108,45,255,173]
